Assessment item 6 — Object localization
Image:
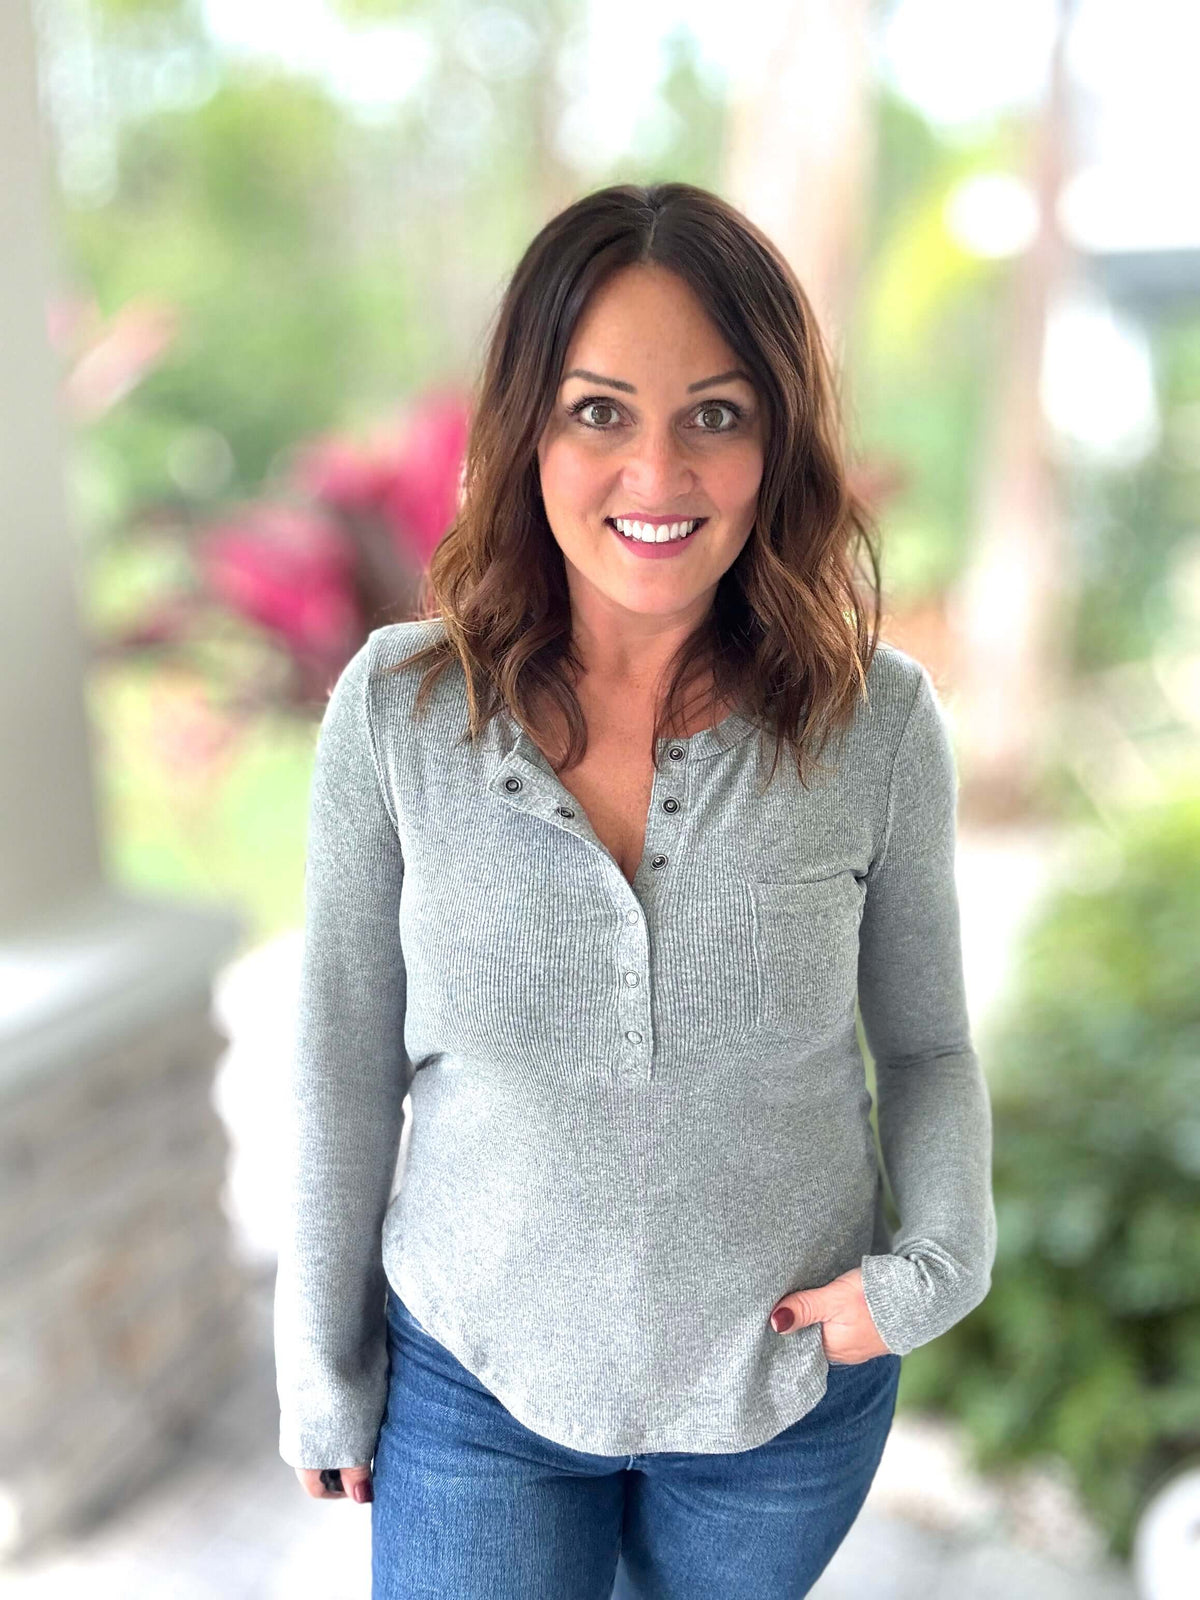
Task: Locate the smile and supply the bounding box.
[606,517,705,544]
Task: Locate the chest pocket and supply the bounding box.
[749,873,866,1047]
[654,880,762,1049]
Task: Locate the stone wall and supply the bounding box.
[1,993,249,1561]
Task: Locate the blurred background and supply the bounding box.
[1,0,1198,1595]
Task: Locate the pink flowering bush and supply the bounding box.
[184,387,470,708]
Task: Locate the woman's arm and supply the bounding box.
[273,631,409,1468]
[855,663,998,1357]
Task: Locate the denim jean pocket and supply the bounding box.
[861,1352,902,1392]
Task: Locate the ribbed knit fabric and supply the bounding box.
[273,617,996,1468]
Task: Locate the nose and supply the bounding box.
[619,421,696,500]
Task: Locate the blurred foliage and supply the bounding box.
[329,0,422,19]
[62,71,410,515]
[650,25,728,189]
[847,96,1022,600]
[850,94,1200,672]
[49,0,734,544]
[891,790,1200,1560]
[89,643,319,949]
[63,0,1192,654]
[90,0,202,27]
[1071,311,1200,670]
[36,0,1199,936]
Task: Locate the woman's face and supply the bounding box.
[536,264,766,638]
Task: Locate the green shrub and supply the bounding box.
[893,792,1200,1561]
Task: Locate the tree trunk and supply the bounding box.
[721,0,875,362]
[949,0,1081,824]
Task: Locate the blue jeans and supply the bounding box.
[371,1282,901,1599]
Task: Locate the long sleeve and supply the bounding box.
[274,631,410,1469]
[855,665,997,1357]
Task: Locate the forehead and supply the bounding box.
[565,265,738,367]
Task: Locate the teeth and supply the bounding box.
[612,518,700,543]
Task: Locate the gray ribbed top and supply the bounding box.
[273,616,996,1467]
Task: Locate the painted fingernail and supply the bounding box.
[771,1307,794,1332]
[353,1480,373,1503]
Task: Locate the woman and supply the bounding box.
[274,181,997,1599]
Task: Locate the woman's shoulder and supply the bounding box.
[864,637,929,694]
[366,615,449,672]
[850,638,943,753]
[360,616,455,699]
[359,616,475,745]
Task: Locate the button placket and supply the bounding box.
[611,736,688,1084]
[617,901,652,1083]
[493,735,710,1088]
[639,737,687,885]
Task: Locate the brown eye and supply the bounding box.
[695,402,742,432]
[569,399,620,429]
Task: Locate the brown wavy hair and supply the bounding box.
[384,180,883,791]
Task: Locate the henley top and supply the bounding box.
[273,616,997,1467]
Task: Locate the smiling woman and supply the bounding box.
[389,180,887,789]
[274,182,997,1600]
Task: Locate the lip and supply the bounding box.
[606,516,706,560]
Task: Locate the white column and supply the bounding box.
[0,0,106,933]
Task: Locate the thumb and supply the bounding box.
[329,1465,376,1497]
[770,1287,826,1335]
[339,1464,375,1504]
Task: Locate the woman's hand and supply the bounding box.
[295,1464,374,1503]
[769,1267,893,1364]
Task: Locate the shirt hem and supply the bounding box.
[384,1270,834,1457]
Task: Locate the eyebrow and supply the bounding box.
[561,367,754,394]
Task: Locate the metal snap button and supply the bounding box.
[625,1029,643,1044]
[667,746,685,761]
[623,971,639,985]
[649,855,667,870]
[662,797,679,813]
[625,909,640,924]
[504,776,522,792]
[555,804,575,817]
